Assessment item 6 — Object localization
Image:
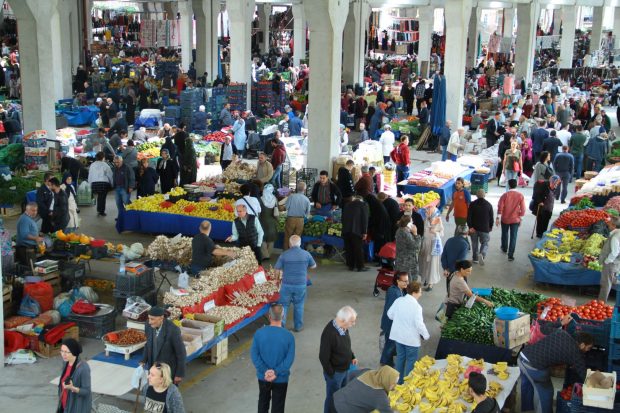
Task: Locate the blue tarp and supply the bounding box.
[429,75,446,135]
[59,106,100,126]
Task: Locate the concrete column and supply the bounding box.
[227,0,255,109]
[514,1,540,87]
[591,6,604,52]
[444,0,471,128]
[9,0,59,136]
[178,0,193,72]
[467,7,482,70]
[560,6,576,69]
[552,8,561,35]
[292,4,306,66]
[417,6,434,78]
[193,0,218,82]
[503,8,515,38]
[258,3,271,54]
[57,0,77,99]
[86,0,93,46]
[615,7,620,48]
[404,8,417,18]
[343,0,370,87]
[304,0,348,173]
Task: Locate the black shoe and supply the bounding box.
[501,248,507,254]
[357,266,371,272]
[508,257,515,261]
[98,212,107,217]
[561,200,566,204]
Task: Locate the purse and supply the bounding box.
[513,160,521,172]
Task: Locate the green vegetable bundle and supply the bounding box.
[441,288,546,345]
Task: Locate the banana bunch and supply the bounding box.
[493,362,509,380]
[530,248,546,258]
[486,381,503,397]
[545,251,572,263]
[168,187,186,196]
[467,359,485,369]
[459,379,474,403]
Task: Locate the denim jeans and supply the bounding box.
[323,371,347,413]
[557,171,571,202]
[501,222,520,259]
[279,284,306,330]
[448,153,457,161]
[395,342,419,384]
[441,145,448,161]
[396,165,410,182]
[379,328,396,366]
[114,187,130,215]
[271,164,283,189]
[504,169,518,191]
[470,231,490,261]
[518,356,553,413]
[588,158,603,172]
[573,153,583,178]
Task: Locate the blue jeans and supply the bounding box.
[380,329,396,366]
[115,187,130,215]
[574,153,583,178]
[396,165,410,182]
[518,356,553,413]
[504,169,518,191]
[470,231,490,261]
[448,153,457,161]
[441,145,448,161]
[323,371,347,413]
[271,164,283,189]
[557,171,571,202]
[395,342,419,384]
[501,222,520,259]
[279,284,306,330]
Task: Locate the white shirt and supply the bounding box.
[605,229,620,265]
[447,131,462,155]
[556,130,571,148]
[388,294,430,347]
[379,130,395,157]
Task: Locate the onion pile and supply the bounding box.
[222,161,257,181]
[147,235,193,265]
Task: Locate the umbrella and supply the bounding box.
[430,75,446,135]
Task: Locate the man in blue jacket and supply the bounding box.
[439,120,452,160]
[441,225,471,275]
[251,304,295,413]
[287,109,304,136]
[531,120,549,161]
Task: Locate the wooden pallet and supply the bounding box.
[206,337,228,365]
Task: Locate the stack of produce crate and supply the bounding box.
[253,81,275,117]
[155,60,179,81]
[23,131,48,170]
[226,83,247,112]
[180,89,203,128]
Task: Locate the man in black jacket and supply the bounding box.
[342,196,368,272]
[466,189,494,265]
[378,192,401,237]
[319,306,358,413]
[311,171,342,215]
[336,160,355,206]
[485,112,501,149]
[112,156,135,218]
[141,306,186,384]
[49,178,69,232]
[36,172,55,233]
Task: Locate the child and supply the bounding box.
[446,177,471,233]
[468,372,500,413]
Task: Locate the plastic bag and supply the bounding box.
[431,235,443,256]
[24,282,53,312]
[131,366,148,389]
[178,271,189,289]
[18,295,41,317]
[499,172,507,186]
[435,302,447,325]
[379,333,385,353]
[78,180,92,198]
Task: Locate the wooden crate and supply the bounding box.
[207,337,228,365]
[36,326,80,358]
[3,285,11,303]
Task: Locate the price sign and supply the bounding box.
[254,271,267,285]
[164,194,170,200]
[203,300,216,312]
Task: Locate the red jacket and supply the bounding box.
[271,145,287,169]
[394,143,410,166]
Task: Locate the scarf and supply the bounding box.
[261,184,277,208]
[357,365,399,392]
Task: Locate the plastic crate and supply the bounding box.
[114,269,155,296]
[68,243,90,256]
[59,261,86,282]
[570,314,611,348]
[609,308,620,339]
[67,304,116,339]
[570,391,620,412]
[114,288,157,312]
[90,246,108,259]
[556,392,572,413]
[470,182,489,194]
[471,173,488,185]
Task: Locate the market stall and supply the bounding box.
[117,209,232,239]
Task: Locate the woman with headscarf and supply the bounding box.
[333,365,399,413]
[61,173,80,233]
[522,99,534,119]
[369,102,390,140]
[179,133,197,186]
[532,175,561,238]
[419,204,444,292]
[156,149,178,194]
[496,133,512,182]
[258,183,278,261]
[57,338,92,413]
[521,131,534,177]
[137,158,159,197]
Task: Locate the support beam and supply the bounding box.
[193,0,219,83]
[503,7,514,38]
[552,8,561,35]
[591,6,604,52]
[467,7,482,70]
[560,6,576,69]
[227,0,255,109]
[58,0,79,99]
[514,1,540,88]
[417,6,434,78]
[615,7,620,48]
[86,0,93,47]
[343,0,370,87]
[178,0,193,72]
[304,0,348,174]
[258,3,271,54]
[9,0,59,137]
[444,0,471,128]
[292,4,306,66]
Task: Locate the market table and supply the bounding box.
[116,209,232,240]
[397,168,474,210]
[528,232,602,286]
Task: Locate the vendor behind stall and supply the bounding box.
[15,202,44,265]
[226,204,264,262]
[311,171,341,216]
[444,260,493,318]
[191,221,237,274]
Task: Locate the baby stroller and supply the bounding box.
[373,242,396,297]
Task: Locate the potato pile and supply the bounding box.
[586,371,614,389]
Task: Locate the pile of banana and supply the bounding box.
[493,362,510,381]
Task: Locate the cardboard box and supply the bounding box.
[182,332,202,356]
[493,314,531,349]
[36,326,80,358]
[583,369,617,409]
[194,314,225,337]
[180,319,215,344]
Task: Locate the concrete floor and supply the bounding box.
[1,114,617,413]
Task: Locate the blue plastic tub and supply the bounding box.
[472,288,492,297]
[495,306,519,320]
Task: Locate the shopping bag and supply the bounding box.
[131,366,147,389]
[435,302,447,324]
[518,173,530,187]
[465,294,477,309]
[528,319,547,344]
[499,172,507,186]
[431,235,443,256]
[178,271,189,289]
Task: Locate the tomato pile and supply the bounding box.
[203,131,231,143]
[159,201,174,209]
[560,385,574,401]
[536,298,614,321]
[554,209,610,229]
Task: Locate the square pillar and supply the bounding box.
[227,0,255,109]
[193,0,219,82]
[615,7,620,48]
[591,6,604,52]
[304,0,348,174]
[417,6,434,78]
[503,8,515,38]
[343,0,370,87]
[560,6,576,69]
[444,0,471,128]
[258,3,271,54]
[292,4,306,66]
[552,8,561,35]
[178,0,193,72]
[467,7,482,70]
[515,1,540,88]
[86,0,93,46]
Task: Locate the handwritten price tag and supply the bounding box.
[203,300,216,312]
